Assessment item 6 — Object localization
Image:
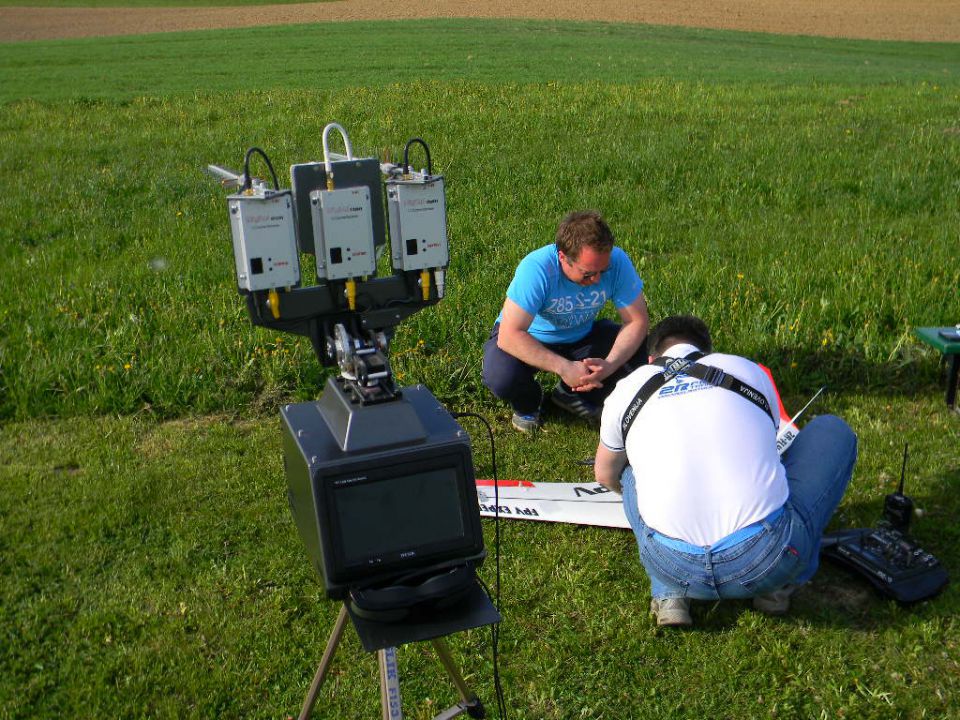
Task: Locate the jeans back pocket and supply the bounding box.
[738,541,806,595]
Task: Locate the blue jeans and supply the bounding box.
[482,320,647,415]
[621,415,857,600]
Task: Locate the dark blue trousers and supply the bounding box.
[481,320,647,415]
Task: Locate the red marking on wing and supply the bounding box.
[757,363,792,423]
[475,479,535,487]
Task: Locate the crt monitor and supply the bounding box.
[281,386,486,600]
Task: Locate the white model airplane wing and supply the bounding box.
[475,479,630,529]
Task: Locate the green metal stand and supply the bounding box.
[914,327,960,409]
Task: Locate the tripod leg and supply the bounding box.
[298,604,350,720]
[431,638,484,718]
[379,647,403,719]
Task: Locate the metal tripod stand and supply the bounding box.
[297,604,486,720]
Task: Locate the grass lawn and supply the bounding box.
[1,20,958,103]
[2,397,958,718]
[1,18,958,720]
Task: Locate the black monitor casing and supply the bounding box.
[282,379,485,599]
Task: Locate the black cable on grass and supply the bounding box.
[476,575,508,720]
[243,146,280,190]
[450,411,507,720]
[450,412,501,604]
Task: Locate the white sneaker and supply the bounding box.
[650,597,692,627]
[753,584,799,615]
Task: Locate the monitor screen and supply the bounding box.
[334,466,467,566]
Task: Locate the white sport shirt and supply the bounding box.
[600,343,789,546]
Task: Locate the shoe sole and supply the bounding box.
[656,614,692,627]
[511,417,540,433]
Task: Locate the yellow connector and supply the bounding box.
[268,288,281,319]
[326,175,335,192]
[420,269,431,301]
[346,278,357,310]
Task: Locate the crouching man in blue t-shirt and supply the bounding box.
[482,210,650,432]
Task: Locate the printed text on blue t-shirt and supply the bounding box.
[543,289,608,328]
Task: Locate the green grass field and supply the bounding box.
[1,17,959,720]
[2,20,958,102]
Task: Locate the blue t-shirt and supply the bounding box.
[499,244,644,344]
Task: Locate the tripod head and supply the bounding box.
[208,123,448,404]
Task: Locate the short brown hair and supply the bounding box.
[648,315,713,356]
[555,210,614,259]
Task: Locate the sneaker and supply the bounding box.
[752,584,799,615]
[550,386,601,423]
[650,597,692,627]
[511,411,541,434]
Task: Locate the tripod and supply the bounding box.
[298,604,486,720]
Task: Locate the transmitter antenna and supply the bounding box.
[883,442,914,532]
[898,442,909,495]
[787,386,825,427]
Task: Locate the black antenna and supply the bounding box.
[898,443,909,495]
[884,442,914,531]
